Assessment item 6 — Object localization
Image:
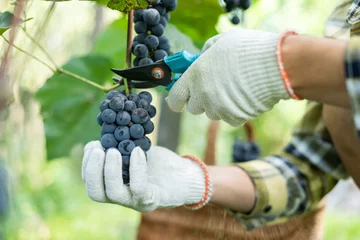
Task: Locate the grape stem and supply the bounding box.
[123,10,134,96]
[1,31,120,93]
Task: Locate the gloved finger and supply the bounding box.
[201,34,222,53]
[166,76,190,112]
[104,148,132,205]
[205,109,221,121]
[85,148,108,203]
[186,95,205,115]
[129,147,152,201]
[82,141,103,181]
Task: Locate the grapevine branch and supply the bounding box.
[123,10,134,96]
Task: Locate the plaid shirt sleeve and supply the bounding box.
[345,37,360,137]
[227,103,347,230]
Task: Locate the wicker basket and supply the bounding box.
[136,121,325,240]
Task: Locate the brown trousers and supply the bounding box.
[136,203,325,240]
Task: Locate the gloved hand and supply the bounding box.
[82,141,211,211]
[167,28,290,126]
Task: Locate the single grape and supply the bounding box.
[122,155,130,168]
[142,120,154,134]
[151,24,164,37]
[99,99,110,112]
[148,105,157,118]
[102,123,117,134]
[162,0,176,9]
[114,126,131,142]
[135,21,147,34]
[132,41,139,52]
[118,140,136,156]
[231,15,240,25]
[164,12,170,21]
[139,58,154,66]
[97,112,104,126]
[165,0,177,11]
[116,111,131,125]
[158,36,171,52]
[159,16,167,27]
[143,9,160,25]
[132,108,149,124]
[133,44,149,58]
[153,5,166,15]
[106,90,121,100]
[239,0,251,10]
[130,124,145,139]
[138,91,153,103]
[145,35,159,49]
[137,99,150,111]
[144,136,151,151]
[133,9,144,22]
[128,93,139,102]
[134,137,150,151]
[101,109,116,124]
[124,100,137,112]
[109,96,125,112]
[101,134,118,149]
[225,4,232,12]
[136,33,148,44]
[118,93,128,102]
[153,49,168,61]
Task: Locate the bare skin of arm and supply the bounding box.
[323,105,360,187]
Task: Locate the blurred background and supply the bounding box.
[0,0,359,239]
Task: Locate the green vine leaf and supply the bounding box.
[0,11,32,36]
[36,55,113,160]
[96,0,148,12]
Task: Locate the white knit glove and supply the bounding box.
[82,141,211,211]
[167,28,290,126]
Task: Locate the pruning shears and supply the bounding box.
[111,50,200,90]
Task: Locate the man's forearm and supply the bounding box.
[208,166,255,213]
[282,35,349,107]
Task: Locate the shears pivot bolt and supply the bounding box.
[152,68,164,80]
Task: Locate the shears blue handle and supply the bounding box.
[163,50,200,91]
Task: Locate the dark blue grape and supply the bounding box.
[116,111,131,125]
[137,99,150,111]
[159,16,167,27]
[128,93,139,103]
[148,105,156,118]
[124,100,137,112]
[139,58,154,66]
[97,112,104,126]
[101,134,118,149]
[142,120,154,134]
[164,12,170,21]
[158,36,170,52]
[101,109,116,124]
[132,108,149,124]
[144,137,151,151]
[130,124,145,139]
[118,140,136,156]
[135,33,148,44]
[114,126,130,142]
[143,9,160,25]
[138,91,153,103]
[145,35,159,49]
[231,15,240,25]
[153,49,168,61]
[134,137,151,151]
[106,90,121,100]
[102,123,117,134]
[153,5,166,15]
[135,21,147,34]
[151,24,164,37]
[109,96,125,112]
[133,9,144,22]
[134,44,149,58]
[122,155,130,168]
[239,0,251,10]
[165,0,177,11]
[118,93,128,102]
[99,99,110,112]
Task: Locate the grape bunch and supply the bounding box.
[232,140,260,163]
[97,90,156,184]
[222,0,251,25]
[132,0,178,66]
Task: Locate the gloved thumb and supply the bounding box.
[166,75,190,112]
